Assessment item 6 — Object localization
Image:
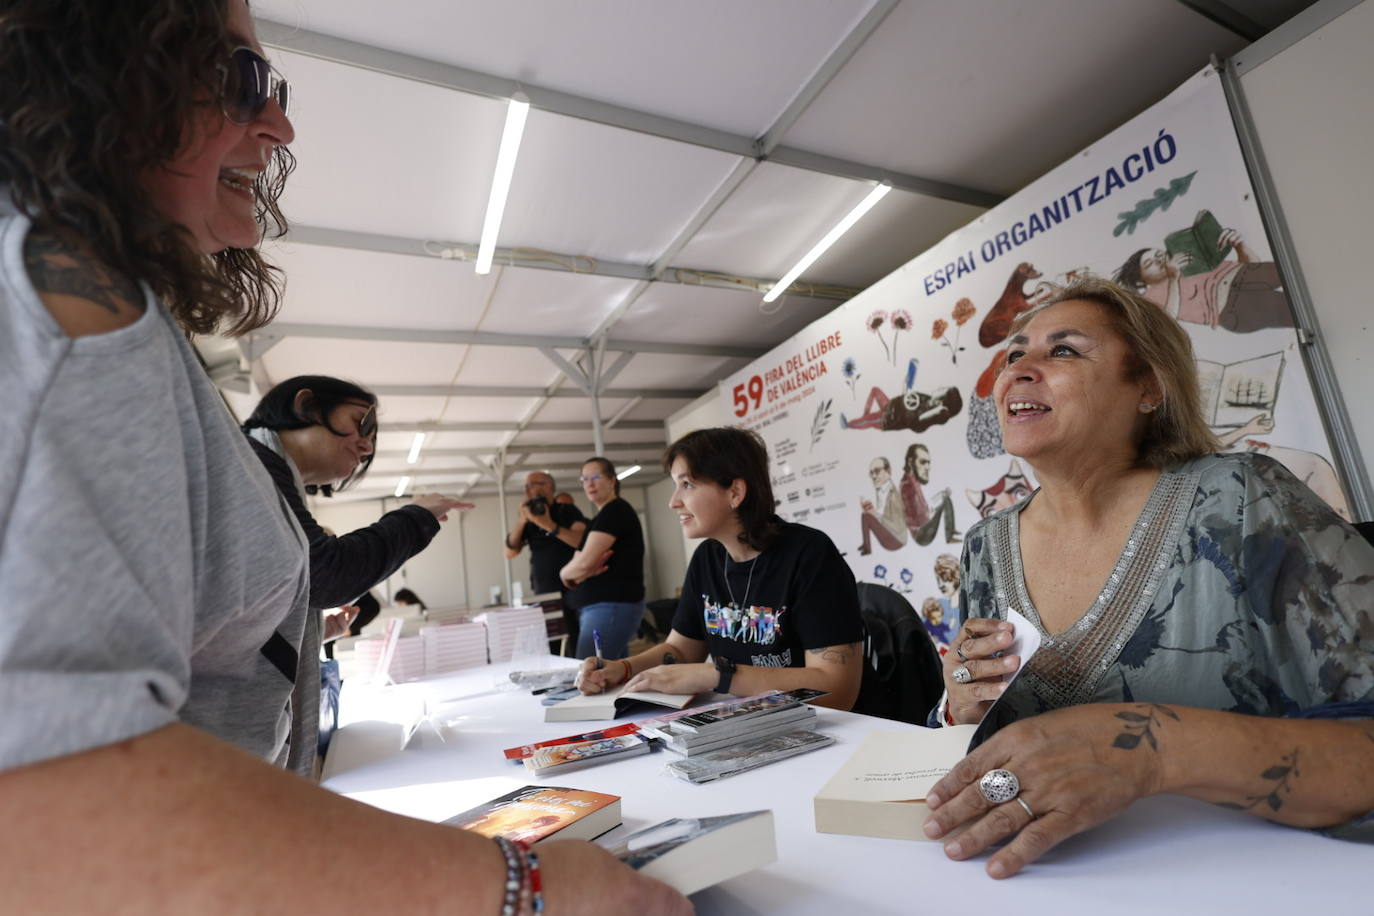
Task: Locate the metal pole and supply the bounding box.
[589,340,606,456]
[495,449,514,604]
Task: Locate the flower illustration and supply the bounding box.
[952,298,976,326]
[888,309,912,365]
[867,311,892,361]
[934,298,976,365]
[842,357,861,397]
[931,318,949,340]
[899,568,914,585]
[873,564,888,580]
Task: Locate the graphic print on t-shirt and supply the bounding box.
[703,598,785,646]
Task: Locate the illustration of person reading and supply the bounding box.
[841,357,962,432]
[921,597,955,650]
[1113,215,1292,333]
[899,443,961,546]
[857,457,907,556]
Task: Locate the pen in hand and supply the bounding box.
[593,629,604,670]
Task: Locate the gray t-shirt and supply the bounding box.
[0,201,316,774]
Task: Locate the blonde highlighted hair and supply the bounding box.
[1007,278,1221,468]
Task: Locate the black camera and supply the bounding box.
[526,496,549,516]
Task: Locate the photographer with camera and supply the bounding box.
[505,471,587,655]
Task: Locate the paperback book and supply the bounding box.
[544,684,698,722]
[502,723,642,762]
[606,810,777,897]
[658,707,818,757]
[443,785,621,844]
[665,729,836,784]
[522,733,652,777]
[813,725,978,841]
[668,689,825,734]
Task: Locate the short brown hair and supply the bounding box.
[1008,278,1220,468]
[663,427,782,551]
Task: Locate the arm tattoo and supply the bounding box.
[1111,703,1179,751]
[808,644,856,665]
[661,651,676,666]
[1217,750,1301,813]
[23,232,143,316]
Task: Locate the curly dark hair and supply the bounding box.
[0,0,294,337]
[663,427,783,552]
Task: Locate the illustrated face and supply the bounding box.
[994,299,1154,468]
[142,0,295,254]
[912,448,932,485]
[668,457,738,542]
[868,459,891,487]
[1138,249,1171,286]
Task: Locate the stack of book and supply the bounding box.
[502,724,652,777]
[641,689,824,757]
[473,605,547,663]
[353,633,425,682]
[420,622,488,674]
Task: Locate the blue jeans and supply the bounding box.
[575,601,644,660]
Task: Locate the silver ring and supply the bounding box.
[979,768,1020,804]
[952,665,972,684]
[1013,796,1035,819]
[955,641,970,662]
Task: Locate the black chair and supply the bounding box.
[851,582,945,725]
[641,598,679,643]
[1354,521,1374,548]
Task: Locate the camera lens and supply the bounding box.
[528,497,548,515]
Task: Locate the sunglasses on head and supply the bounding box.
[219,46,290,125]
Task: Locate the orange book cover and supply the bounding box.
[442,785,621,844]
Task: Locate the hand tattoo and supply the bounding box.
[1111,703,1179,751]
[1218,750,1301,813]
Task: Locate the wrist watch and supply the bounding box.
[713,656,737,694]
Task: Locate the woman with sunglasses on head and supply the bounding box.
[242,375,471,622]
[578,428,865,710]
[559,457,647,659]
[0,3,688,912]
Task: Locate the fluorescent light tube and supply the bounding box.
[763,182,891,302]
[394,476,412,498]
[475,94,531,275]
[406,432,426,464]
[616,464,641,481]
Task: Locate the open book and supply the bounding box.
[1195,351,1284,428]
[814,725,977,841]
[544,685,698,722]
[1165,209,1232,276]
[606,810,776,897]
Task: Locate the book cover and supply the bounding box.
[607,810,777,897]
[523,733,651,777]
[670,688,826,734]
[666,729,835,784]
[813,725,978,841]
[502,723,642,761]
[1165,209,1232,276]
[442,785,621,844]
[662,707,817,756]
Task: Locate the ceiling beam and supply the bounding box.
[282,224,860,302]
[258,321,765,360]
[366,383,699,400]
[256,18,1002,209]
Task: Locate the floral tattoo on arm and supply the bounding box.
[1218,750,1301,813]
[1111,703,1180,751]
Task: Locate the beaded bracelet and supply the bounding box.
[619,658,633,682]
[523,846,546,914]
[492,836,525,916]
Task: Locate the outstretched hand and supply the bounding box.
[411,493,475,521]
[322,605,360,642]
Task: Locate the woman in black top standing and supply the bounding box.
[559,456,645,659]
[577,427,865,709]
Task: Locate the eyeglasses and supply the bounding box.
[219,46,290,125]
[868,468,886,478]
[579,474,604,484]
[356,405,377,440]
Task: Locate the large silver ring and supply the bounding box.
[979,768,1020,804]
[952,665,972,684]
[1014,796,1035,819]
[955,641,970,662]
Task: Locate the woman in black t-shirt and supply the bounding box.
[559,457,646,659]
[577,428,864,710]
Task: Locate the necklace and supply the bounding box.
[724,551,761,610]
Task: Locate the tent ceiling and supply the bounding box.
[202,0,1316,501]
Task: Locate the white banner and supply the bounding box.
[719,68,1344,653]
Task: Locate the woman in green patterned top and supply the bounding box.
[923,278,1374,877]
